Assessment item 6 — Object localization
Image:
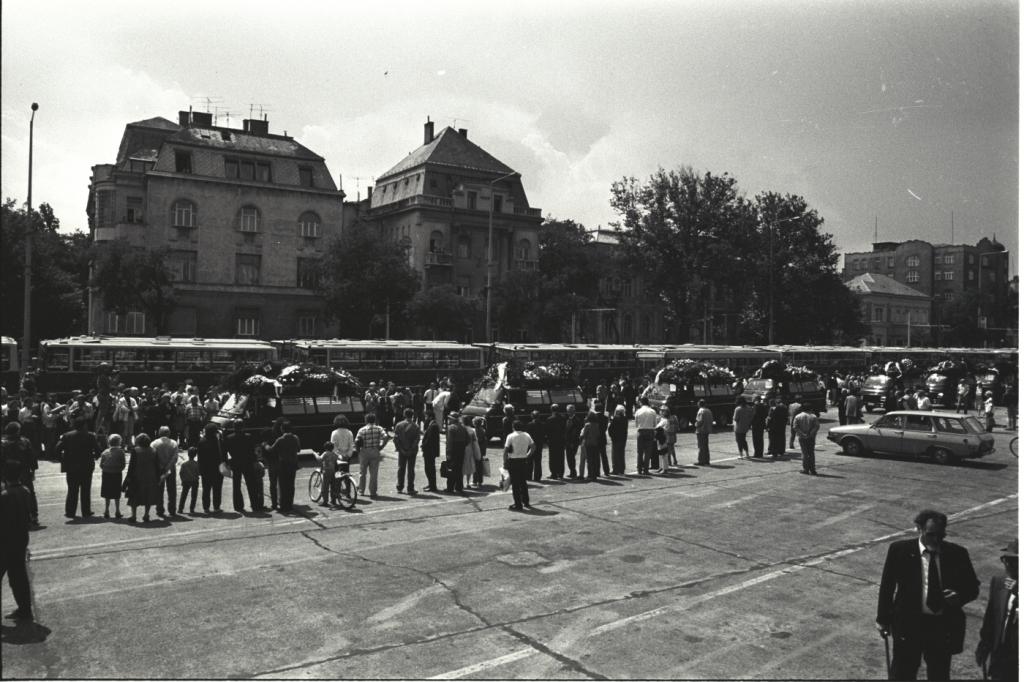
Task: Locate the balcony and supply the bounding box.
[514,206,542,218]
[426,250,453,266]
[514,259,539,271]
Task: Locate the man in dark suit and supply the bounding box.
[524,411,545,482]
[975,538,1018,680]
[55,418,102,518]
[876,509,980,680]
[545,405,566,480]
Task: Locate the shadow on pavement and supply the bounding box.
[1,621,51,644]
[522,507,558,516]
[706,464,735,470]
[204,511,243,520]
[812,472,845,479]
[242,510,273,518]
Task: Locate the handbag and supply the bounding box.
[440,460,450,478]
[480,456,491,478]
[219,462,232,478]
[499,467,511,491]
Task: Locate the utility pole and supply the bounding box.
[21,103,38,377]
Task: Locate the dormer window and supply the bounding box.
[175,150,193,174]
[299,167,314,188]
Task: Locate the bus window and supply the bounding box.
[549,388,583,405]
[308,350,328,366]
[280,397,310,416]
[148,349,175,371]
[73,348,110,371]
[177,350,210,371]
[209,350,235,370]
[113,349,146,370]
[525,390,549,405]
[46,348,71,371]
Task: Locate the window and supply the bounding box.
[456,276,471,297]
[943,271,954,281]
[225,159,239,179]
[493,194,503,213]
[934,255,943,264]
[235,310,260,337]
[981,255,990,267]
[622,278,633,297]
[457,236,471,259]
[296,257,321,289]
[935,271,943,281]
[515,239,531,260]
[95,190,115,228]
[906,270,919,283]
[235,254,261,285]
[298,211,321,238]
[905,415,933,432]
[944,254,955,264]
[874,307,884,322]
[106,309,146,335]
[988,271,996,282]
[126,196,143,223]
[173,200,196,228]
[968,270,975,281]
[873,257,881,269]
[257,162,271,182]
[943,291,954,301]
[168,250,197,283]
[175,150,193,173]
[906,255,920,267]
[603,315,615,339]
[239,206,260,232]
[297,313,318,338]
[623,313,633,338]
[467,191,477,210]
[240,161,255,182]
[298,166,314,187]
[887,256,895,267]
[429,231,444,253]
[969,254,975,265]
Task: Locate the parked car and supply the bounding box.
[859,375,897,412]
[742,378,826,416]
[827,410,994,464]
[461,383,586,440]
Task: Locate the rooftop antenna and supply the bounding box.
[446,115,471,128]
[951,211,954,242]
[248,103,272,119]
[874,216,878,243]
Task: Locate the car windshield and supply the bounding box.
[864,376,889,389]
[926,373,946,385]
[961,416,985,433]
[217,394,247,418]
[470,387,501,407]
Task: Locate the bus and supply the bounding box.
[275,339,485,388]
[36,336,277,395]
[768,345,873,374]
[476,343,645,383]
[638,345,777,379]
[1,336,19,392]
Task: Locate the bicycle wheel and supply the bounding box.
[308,470,323,504]
[336,475,357,510]
[1011,437,1018,458]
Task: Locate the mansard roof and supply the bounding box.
[846,273,930,298]
[377,126,515,180]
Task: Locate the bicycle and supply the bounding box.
[308,462,359,510]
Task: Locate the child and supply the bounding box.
[315,441,337,507]
[100,434,126,519]
[178,447,200,514]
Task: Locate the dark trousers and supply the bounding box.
[799,437,816,473]
[530,447,543,481]
[838,411,847,426]
[636,430,655,473]
[65,470,93,516]
[157,475,176,515]
[178,481,198,512]
[1,547,31,616]
[423,455,438,490]
[735,431,749,455]
[278,463,297,511]
[396,452,417,491]
[267,464,279,509]
[600,445,610,475]
[585,444,601,480]
[548,443,565,477]
[445,458,464,493]
[566,442,580,477]
[186,421,203,448]
[201,471,223,511]
[696,432,711,464]
[232,466,262,511]
[891,617,953,681]
[768,428,786,456]
[611,439,626,474]
[508,457,530,507]
[752,428,765,457]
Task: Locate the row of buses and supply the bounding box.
[4,335,1017,395]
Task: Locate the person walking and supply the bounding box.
[444,412,468,494]
[99,433,126,519]
[876,509,980,681]
[975,538,1018,680]
[55,418,101,519]
[793,404,820,475]
[123,433,160,523]
[751,395,768,458]
[733,397,754,459]
[544,405,566,480]
[355,414,389,499]
[151,426,180,518]
[225,421,261,512]
[1,462,35,622]
[393,408,421,494]
[272,421,301,512]
[634,397,657,475]
[421,414,440,492]
[608,405,628,475]
[564,405,582,479]
[694,399,713,466]
[503,420,534,511]
[197,423,226,514]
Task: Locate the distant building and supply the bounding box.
[844,273,932,346]
[367,119,542,341]
[842,237,1011,345]
[87,110,351,339]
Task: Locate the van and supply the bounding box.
[859,375,897,412]
[742,377,826,415]
[645,379,738,427]
[460,384,586,440]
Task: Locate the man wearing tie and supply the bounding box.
[975,538,1018,680]
[876,509,980,680]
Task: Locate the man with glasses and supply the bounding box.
[876,509,980,680]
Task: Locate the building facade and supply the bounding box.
[842,237,1011,345]
[367,120,542,341]
[844,273,932,346]
[87,110,350,339]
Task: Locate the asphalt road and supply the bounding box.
[2,407,1017,680]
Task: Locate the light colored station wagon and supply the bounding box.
[826,410,995,465]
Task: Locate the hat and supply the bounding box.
[1002,538,1019,558]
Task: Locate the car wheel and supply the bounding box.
[842,438,864,456]
[931,447,956,465]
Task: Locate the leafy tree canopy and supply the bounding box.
[406,285,476,340]
[90,239,177,333]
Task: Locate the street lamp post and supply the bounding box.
[21,103,38,377]
[484,170,520,343]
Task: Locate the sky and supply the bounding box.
[1,0,1018,273]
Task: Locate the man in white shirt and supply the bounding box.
[503,420,534,511]
[152,426,180,517]
[633,397,658,475]
[917,391,932,412]
[432,387,451,428]
[694,399,714,465]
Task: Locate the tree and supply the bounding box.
[407,285,477,340]
[535,219,608,341]
[90,240,177,334]
[0,198,88,343]
[319,220,420,338]
[491,270,538,341]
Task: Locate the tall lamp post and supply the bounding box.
[484,170,520,343]
[21,103,38,377]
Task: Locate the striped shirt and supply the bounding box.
[356,424,389,450]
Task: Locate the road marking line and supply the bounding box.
[809,503,875,529]
[706,493,761,510]
[367,584,448,623]
[589,493,1017,638]
[427,647,536,679]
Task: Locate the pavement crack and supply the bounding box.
[501,623,609,680]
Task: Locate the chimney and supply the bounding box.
[191,111,213,127]
[458,128,468,138]
[367,186,373,202]
[178,110,191,127]
[243,118,269,135]
[424,118,434,145]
